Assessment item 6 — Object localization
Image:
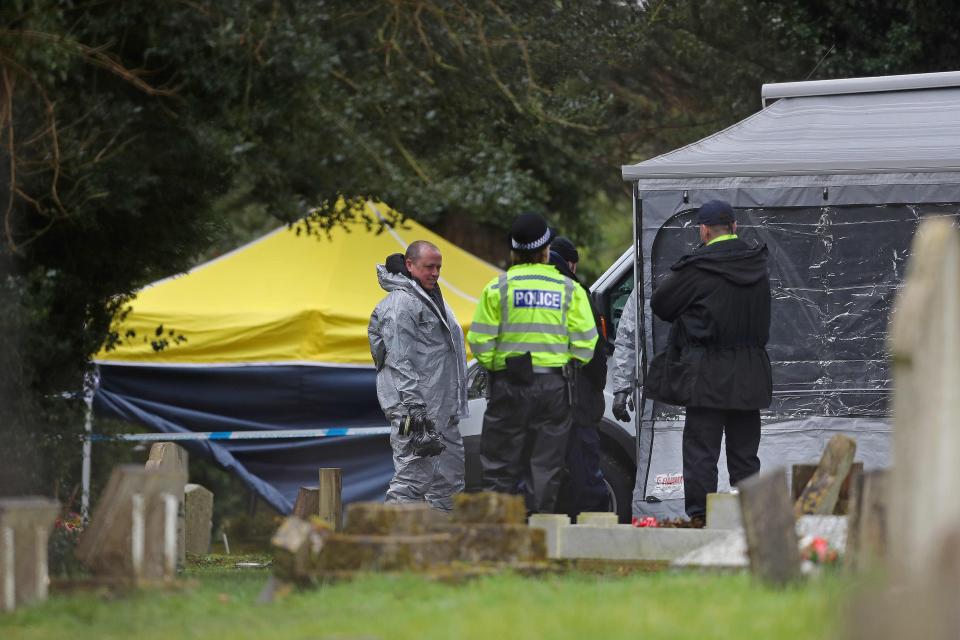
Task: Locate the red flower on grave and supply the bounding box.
[632,516,659,528]
[801,536,839,565]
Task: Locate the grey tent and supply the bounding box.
[620,70,960,519]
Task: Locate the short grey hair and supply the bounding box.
[405,240,439,263]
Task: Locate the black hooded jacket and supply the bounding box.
[644,237,772,410]
[550,251,607,425]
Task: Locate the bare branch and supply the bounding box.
[0,29,178,97]
[484,0,544,94]
[2,66,19,253]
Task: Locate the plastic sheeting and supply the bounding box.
[94,363,395,513]
[635,418,893,519]
[631,203,960,519]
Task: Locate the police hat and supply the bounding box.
[510,213,554,251]
[550,236,579,264]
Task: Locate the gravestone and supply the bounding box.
[706,493,742,529]
[344,502,445,535]
[145,442,188,478]
[271,517,332,583]
[793,435,857,518]
[452,492,526,524]
[443,524,546,563]
[887,218,960,584]
[318,533,454,571]
[576,512,618,526]
[792,462,862,515]
[76,465,185,583]
[528,514,569,559]
[0,497,59,612]
[292,487,319,519]
[318,469,342,531]
[145,442,188,565]
[443,493,544,563]
[845,470,888,573]
[184,484,213,556]
[848,525,960,640]
[738,470,801,586]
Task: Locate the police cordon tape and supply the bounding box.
[86,427,394,442]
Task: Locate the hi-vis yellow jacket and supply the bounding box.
[467,263,598,371]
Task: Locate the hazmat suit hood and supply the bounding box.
[377,257,415,293]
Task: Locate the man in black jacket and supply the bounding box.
[645,200,772,522]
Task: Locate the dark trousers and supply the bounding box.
[480,373,572,513]
[565,424,608,516]
[683,407,761,518]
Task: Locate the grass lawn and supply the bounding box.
[2,563,849,640]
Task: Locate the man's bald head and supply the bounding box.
[405,240,442,290]
[405,240,439,263]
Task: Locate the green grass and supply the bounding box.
[3,565,848,640]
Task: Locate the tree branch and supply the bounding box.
[2,66,19,253]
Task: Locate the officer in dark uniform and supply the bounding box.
[548,237,609,516]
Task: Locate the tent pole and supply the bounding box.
[81,368,97,524]
[631,183,651,499]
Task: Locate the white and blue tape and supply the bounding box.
[87,427,393,442]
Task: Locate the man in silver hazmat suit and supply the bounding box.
[368,240,469,511]
[611,288,639,423]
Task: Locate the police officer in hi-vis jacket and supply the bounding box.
[467,213,598,513]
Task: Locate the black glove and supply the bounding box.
[412,420,446,457]
[399,408,445,458]
[612,391,634,422]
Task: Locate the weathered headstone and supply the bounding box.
[76,465,185,583]
[443,493,544,563]
[444,524,546,563]
[318,533,454,571]
[318,468,342,531]
[576,512,618,526]
[344,502,445,535]
[793,435,857,518]
[292,487,319,519]
[528,514,569,559]
[0,498,59,612]
[145,442,188,565]
[847,525,960,640]
[843,221,960,639]
[184,484,213,556]
[887,218,960,584]
[145,442,188,479]
[845,470,888,573]
[738,470,801,586]
[271,517,332,583]
[706,493,742,529]
[452,492,526,524]
[792,462,862,515]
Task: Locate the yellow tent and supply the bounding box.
[96,201,500,365]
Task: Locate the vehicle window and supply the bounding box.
[609,273,634,337]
